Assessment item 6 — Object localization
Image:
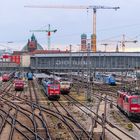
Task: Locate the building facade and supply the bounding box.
[30,52,140,72]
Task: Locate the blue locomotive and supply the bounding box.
[95,73,116,85]
[27,72,33,80]
[103,75,116,85]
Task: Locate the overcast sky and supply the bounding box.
[0,0,140,52]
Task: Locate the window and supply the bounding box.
[131,98,138,104]
[125,97,128,102]
[61,82,70,85]
[138,98,140,104]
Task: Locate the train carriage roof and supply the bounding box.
[34,73,51,79]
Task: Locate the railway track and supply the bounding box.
[63,89,138,140]
[0,76,139,140]
[0,79,50,139]
[52,100,92,140]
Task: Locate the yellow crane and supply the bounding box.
[25,4,120,52]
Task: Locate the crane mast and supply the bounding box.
[25,5,120,52]
[30,24,57,50]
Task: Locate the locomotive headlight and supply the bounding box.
[131,107,138,110]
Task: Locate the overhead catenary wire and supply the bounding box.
[1,21,140,44]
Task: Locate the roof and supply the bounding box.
[31,50,69,54]
[12,51,28,55]
[34,73,50,79]
[31,52,140,58]
[22,43,43,51]
[22,34,44,52]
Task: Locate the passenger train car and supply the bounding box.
[95,73,116,85]
[42,79,60,100]
[60,80,71,94]
[117,89,140,117]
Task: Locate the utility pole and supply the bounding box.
[87,43,92,102]
[30,24,57,50]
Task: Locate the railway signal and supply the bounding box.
[25,4,120,52]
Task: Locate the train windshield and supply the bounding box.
[61,82,70,85]
[138,98,140,104]
[110,76,115,80]
[49,85,59,89]
[131,98,140,104]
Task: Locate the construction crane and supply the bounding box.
[25,5,120,52]
[101,34,138,52]
[120,34,137,52]
[30,24,57,50]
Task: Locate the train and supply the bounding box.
[95,73,116,85]
[27,72,33,80]
[14,72,19,79]
[42,79,60,100]
[14,79,24,91]
[60,80,71,94]
[2,73,14,82]
[117,89,140,117]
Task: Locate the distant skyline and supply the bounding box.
[0,0,140,52]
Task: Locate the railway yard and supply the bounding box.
[1,1,140,140]
[0,72,139,140]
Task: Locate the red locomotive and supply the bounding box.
[117,89,140,117]
[14,79,24,91]
[2,73,12,82]
[42,79,60,100]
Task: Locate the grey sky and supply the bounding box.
[0,0,140,51]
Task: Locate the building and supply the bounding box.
[81,34,87,51]
[22,34,44,52]
[30,52,140,72]
[9,34,44,66]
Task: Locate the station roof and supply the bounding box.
[31,50,69,54]
[31,52,140,58]
[34,73,50,79]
